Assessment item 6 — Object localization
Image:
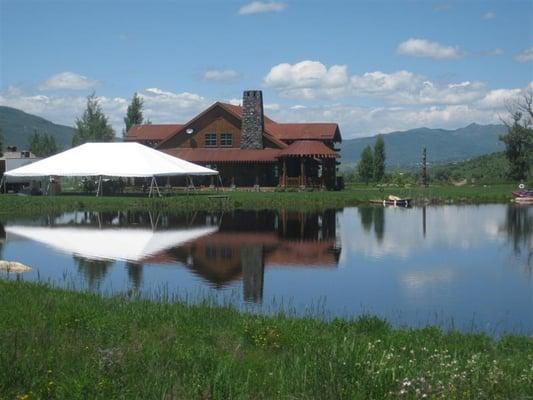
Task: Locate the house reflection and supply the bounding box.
[141,210,341,303]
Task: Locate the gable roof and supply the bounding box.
[125,124,183,141]
[130,102,341,147]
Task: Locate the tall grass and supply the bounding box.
[1,280,531,399]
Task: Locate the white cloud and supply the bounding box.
[203,69,240,82]
[476,88,522,109]
[397,38,464,59]
[238,1,286,15]
[482,11,496,20]
[515,47,533,63]
[39,71,99,91]
[264,61,487,105]
[264,60,349,99]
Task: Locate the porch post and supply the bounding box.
[282,159,287,187]
[300,157,305,187]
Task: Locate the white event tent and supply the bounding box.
[1,142,218,196]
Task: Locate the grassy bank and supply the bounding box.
[0,184,517,216]
[1,281,531,399]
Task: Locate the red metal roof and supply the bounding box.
[125,124,183,141]
[278,140,338,158]
[266,123,340,141]
[162,148,280,163]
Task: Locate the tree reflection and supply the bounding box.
[126,262,143,290]
[358,206,385,242]
[0,222,5,260]
[503,205,533,275]
[73,256,113,289]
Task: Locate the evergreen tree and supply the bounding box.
[358,145,374,184]
[29,130,59,157]
[123,92,144,137]
[72,93,115,146]
[373,135,386,182]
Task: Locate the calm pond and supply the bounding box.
[1,204,531,336]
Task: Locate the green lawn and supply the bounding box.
[0,184,518,217]
[0,281,531,399]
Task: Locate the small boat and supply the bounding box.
[515,196,533,204]
[512,189,533,198]
[512,185,533,203]
[370,195,412,207]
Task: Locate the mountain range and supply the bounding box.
[0,106,75,150]
[340,123,507,169]
[0,106,507,169]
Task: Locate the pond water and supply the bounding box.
[1,204,531,336]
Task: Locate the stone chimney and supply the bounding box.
[240,90,264,149]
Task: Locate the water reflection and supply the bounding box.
[357,206,385,242]
[2,205,532,334]
[503,204,533,275]
[74,256,114,290]
[4,210,341,303]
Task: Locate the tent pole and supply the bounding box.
[154,177,161,197]
[148,177,154,198]
[218,174,223,191]
[0,176,5,194]
[96,176,102,197]
[46,176,51,196]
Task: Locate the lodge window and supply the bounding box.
[205,133,217,147]
[220,133,232,147]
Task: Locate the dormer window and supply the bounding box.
[220,133,232,147]
[205,133,217,147]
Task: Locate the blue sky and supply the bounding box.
[1,0,532,138]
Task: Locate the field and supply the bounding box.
[0,280,531,400]
[0,184,518,216]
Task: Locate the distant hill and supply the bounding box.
[0,106,75,150]
[340,123,507,169]
[430,152,509,183]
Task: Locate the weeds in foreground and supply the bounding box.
[0,280,531,399]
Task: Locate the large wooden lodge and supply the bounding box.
[125,90,342,189]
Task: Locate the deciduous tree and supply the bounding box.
[72,93,115,146]
[500,89,533,181]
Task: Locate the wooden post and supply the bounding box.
[300,158,305,187]
[282,159,287,187]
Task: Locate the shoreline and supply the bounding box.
[0,184,517,216]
